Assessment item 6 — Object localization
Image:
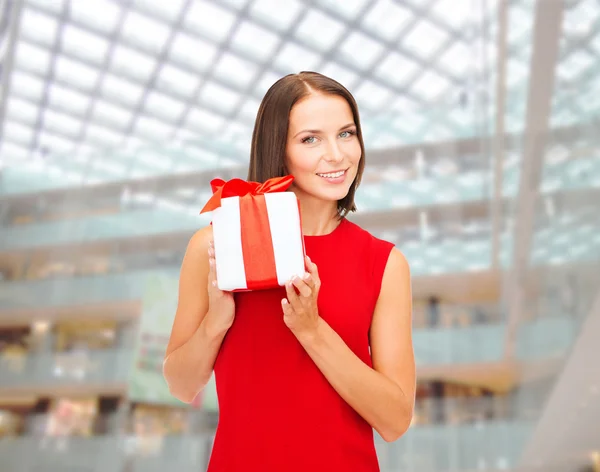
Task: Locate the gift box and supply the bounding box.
[200,175,305,292]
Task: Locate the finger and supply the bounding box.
[207,244,218,290]
[285,281,302,309]
[306,256,321,289]
[281,298,293,315]
[291,275,312,297]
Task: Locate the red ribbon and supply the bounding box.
[200,175,294,214]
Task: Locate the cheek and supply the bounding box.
[286,146,321,173]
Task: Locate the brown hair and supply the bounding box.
[247,71,365,219]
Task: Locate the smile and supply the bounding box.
[316,169,347,178]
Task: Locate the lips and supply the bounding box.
[316,169,347,178]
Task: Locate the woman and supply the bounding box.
[163,71,415,471]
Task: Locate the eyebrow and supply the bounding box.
[293,123,356,139]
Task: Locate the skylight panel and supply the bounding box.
[438,42,472,77]
[38,131,76,152]
[199,82,240,114]
[0,142,30,163]
[155,64,201,98]
[6,97,39,125]
[19,8,59,46]
[361,0,413,42]
[143,92,186,121]
[54,56,100,92]
[121,10,172,55]
[230,21,280,62]
[402,21,449,59]
[131,0,187,23]
[295,10,346,50]
[3,121,35,146]
[110,45,157,82]
[101,74,146,107]
[69,0,122,35]
[353,80,393,110]
[319,62,360,90]
[85,124,126,147]
[14,41,52,76]
[184,1,236,43]
[273,43,321,72]
[249,0,303,31]
[43,109,83,137]
[411,71,451,101]
[25,0,66,15]
[134,116,174,140]
[213,53,259,88]
[318,0,372,21]
[47,83,91,116]
[61,24,110,65]
[10,71,46,102]
[92,100,134,130]
[253,70,282,98]
[338,31,385,71]
[373,52,419,87]
[238,98,261,121]
[168,32,219,72]
[186,108,226,133]
[430,0,474,29]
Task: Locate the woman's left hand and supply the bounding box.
[282,255,321,338]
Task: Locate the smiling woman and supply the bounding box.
[163,71,415,472]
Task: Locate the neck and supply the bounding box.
[292,188,340,236]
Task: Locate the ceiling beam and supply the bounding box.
[0,0,23,146]
[503,0,565,359]
[490,0,509,269]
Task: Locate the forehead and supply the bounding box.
[289,93,354,129]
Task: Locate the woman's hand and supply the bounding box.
[282,255,321,338]
[204,240,235,335]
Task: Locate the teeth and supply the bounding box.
[318,170,345,178]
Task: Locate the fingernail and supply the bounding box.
[306,255,311,263]
[282,299,288,305]
[212,280,217,287]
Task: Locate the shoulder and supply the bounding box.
[186,225,213,257]
[382,247,410,283]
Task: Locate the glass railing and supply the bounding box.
[0,348,132,389]
[1,212,600,277]
[0,420,533,472]
[376,420,533,472]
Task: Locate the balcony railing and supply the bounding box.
[0,420,533,472]
[0,349,132,391]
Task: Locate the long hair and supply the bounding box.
[247,71,366,218]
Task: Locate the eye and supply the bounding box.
[339,130,356,138]
[301,136,317,144]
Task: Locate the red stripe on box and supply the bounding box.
[239,195,278,290]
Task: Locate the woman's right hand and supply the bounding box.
[204,240,235,335]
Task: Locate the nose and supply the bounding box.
[324,140,344,164]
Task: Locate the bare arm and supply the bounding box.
[163,226,235,403]
[289,249,415,442]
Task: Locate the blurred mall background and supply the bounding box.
[0,0,599,470]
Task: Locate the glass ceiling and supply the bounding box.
[0,0,598,189]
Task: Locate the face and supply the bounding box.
[285,93,362,206]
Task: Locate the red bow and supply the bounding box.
[200,175,295,213]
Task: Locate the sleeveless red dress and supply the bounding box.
[207,218,394,472]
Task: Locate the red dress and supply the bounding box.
[207,218,395,472]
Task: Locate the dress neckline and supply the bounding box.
[303,217,347,239]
